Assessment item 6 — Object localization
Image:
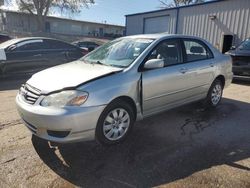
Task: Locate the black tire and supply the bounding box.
[204,79,223,108]
[95,99,135,145]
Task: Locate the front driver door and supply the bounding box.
[142,39,196,116]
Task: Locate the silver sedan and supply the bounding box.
[16,34,233,145]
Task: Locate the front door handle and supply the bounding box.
[179,67,187,74]
[210,63,215,67]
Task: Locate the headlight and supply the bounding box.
[40,90,88,107]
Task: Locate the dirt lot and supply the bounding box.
[0,77,250,188]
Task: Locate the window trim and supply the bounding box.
[181,38,214,63]
[139,38,184,72]
[11,40,44,52]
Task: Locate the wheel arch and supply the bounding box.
[214,75,225,88]
[110,96,137,120]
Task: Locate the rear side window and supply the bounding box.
[45,40,77,50]
[183,39,213,62]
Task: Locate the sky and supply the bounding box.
[76,0,169,26]
[1,0,171,26]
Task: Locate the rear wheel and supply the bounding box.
[95,99,135,145]
[204,79,223,108]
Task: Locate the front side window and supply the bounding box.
[183,39,213,62]
[147,39,182,67]
[238,39,250,50]
[83,38,154,68]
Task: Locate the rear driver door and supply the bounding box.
[181,38,215,95]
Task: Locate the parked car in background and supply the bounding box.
[0,37,84,76]
[227,38,250,77]
[72,40,107,55]
[16,34,233,145]
[0,34,11,43]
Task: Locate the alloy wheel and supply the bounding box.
[103,108,130,141]
[211,84,222,105]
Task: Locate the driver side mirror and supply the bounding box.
[144,59,164,70]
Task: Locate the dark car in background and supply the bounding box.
[72,40,107,55]
[73,41,100,50]
[0,34,11,44]
[0,37,84,76]
[227,38,250,77]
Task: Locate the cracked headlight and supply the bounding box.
[40,90,88,107]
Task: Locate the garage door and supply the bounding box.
[144,16,169,34]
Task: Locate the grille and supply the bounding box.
[20,84,41,104]
[47,130,70,138]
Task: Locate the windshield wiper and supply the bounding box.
[89,60,126,68]
[108,64,127,68]
[93,61,115,67]
[94,61,106,65]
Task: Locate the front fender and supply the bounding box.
[77,70,141,110]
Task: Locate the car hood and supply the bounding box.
[227,49,250,57]
[27,60,122,94]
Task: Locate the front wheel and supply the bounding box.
[95,100,135,145]
[204,79,223,108]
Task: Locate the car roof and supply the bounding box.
[72,39,108,45]
[10,37,64,42]
[123,33,206,41]
[0,37,72,49]
[9,37,69,43]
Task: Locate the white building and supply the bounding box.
[0,9,125,38]
[126,0,250,52]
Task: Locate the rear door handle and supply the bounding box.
[179,67,187,74]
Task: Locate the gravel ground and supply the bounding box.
[0,77,250,188]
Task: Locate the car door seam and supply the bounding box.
[144,83,209,102]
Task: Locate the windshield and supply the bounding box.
[82,38,154,68]
[0,38,21,49]
[238,39,250,50]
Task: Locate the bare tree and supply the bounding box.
[17,0,95,31]
[159,0,205,8]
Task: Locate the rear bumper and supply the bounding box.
[16,94,106,143]
[224,72,233,88]
[233,66,250,76]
